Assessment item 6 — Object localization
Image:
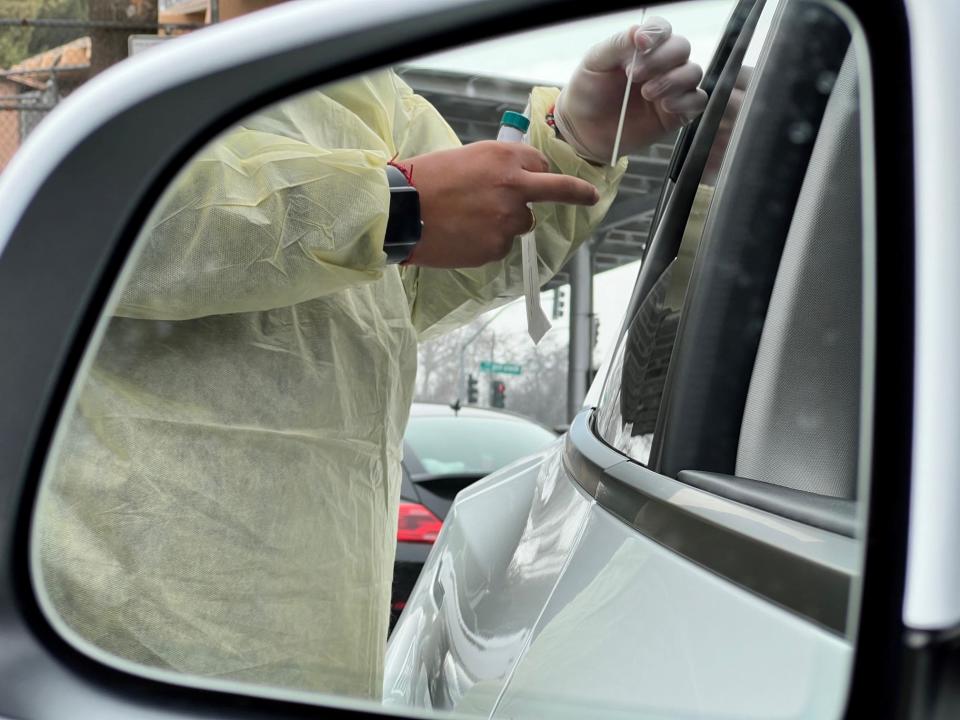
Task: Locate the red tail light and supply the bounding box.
[397,502,442,543]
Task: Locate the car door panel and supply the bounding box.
[0,2,640,719]
[493,501,851,720]
[387,3,875,716]
[384,449,593,713]
[387,408,857,719]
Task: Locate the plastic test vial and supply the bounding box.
[497,110,530,144]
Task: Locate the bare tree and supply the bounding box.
[416,317,570,428]
[496,331,568,428]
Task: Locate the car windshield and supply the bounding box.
[405,416,557,475]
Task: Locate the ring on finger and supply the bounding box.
[525,207,537,234]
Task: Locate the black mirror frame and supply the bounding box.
[0,0,915,718]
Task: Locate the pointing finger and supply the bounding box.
[520,172,600,206]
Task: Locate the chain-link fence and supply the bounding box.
[0,20,69,169]
[0,21,89,169]
[0,85,56,169]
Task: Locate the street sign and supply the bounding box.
[128,35,174,57]
[479,361,522,376]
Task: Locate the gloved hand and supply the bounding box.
[555,18,709,164]
[404,141,600,268]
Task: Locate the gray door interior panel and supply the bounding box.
[735,48,863,499]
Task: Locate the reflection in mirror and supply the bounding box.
[25,1,873,718]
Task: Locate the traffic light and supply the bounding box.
[551,288,566,320]
[491,380,506,408]
[467,374,478,404]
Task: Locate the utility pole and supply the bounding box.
[566,242,594,421]
[88,0,157,76]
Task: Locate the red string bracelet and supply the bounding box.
[387,157,415,187]
[545,103,561,138]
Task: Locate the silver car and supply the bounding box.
[384,1,959,719]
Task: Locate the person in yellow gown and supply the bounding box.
[35,8,707,700]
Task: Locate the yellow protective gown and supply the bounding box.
[34,71,625,700]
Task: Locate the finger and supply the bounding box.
[503,206,538,239]
[583,25,641,73]
[633,16,672,54]
[640,62,703,101]
[520,172,600,206]
[656,89,709,131]
[659,88,708,116]
[724,86,746,116]
[511,143,551,173]
[630,35,692,84]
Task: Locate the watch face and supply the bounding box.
[385,186,421,263]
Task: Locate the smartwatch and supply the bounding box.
[384,163,422,264]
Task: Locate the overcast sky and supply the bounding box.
[408,1,735,85]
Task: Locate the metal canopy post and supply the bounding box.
[567,241,593,421]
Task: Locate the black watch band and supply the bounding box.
[384,164,422,264]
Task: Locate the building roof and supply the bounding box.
[2,36,90,90]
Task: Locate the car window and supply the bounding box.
[26,3,733,714]
[594,1,776,466]
[406,415,557,475]
[585,10,873,658]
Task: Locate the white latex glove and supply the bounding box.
[555,18,709,164]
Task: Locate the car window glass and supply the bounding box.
[595,0,776,465]
[27,3,733,714]
[594,0,873,554]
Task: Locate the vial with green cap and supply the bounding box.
[497,110,530,144]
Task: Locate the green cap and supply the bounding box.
[500,111,530,133]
